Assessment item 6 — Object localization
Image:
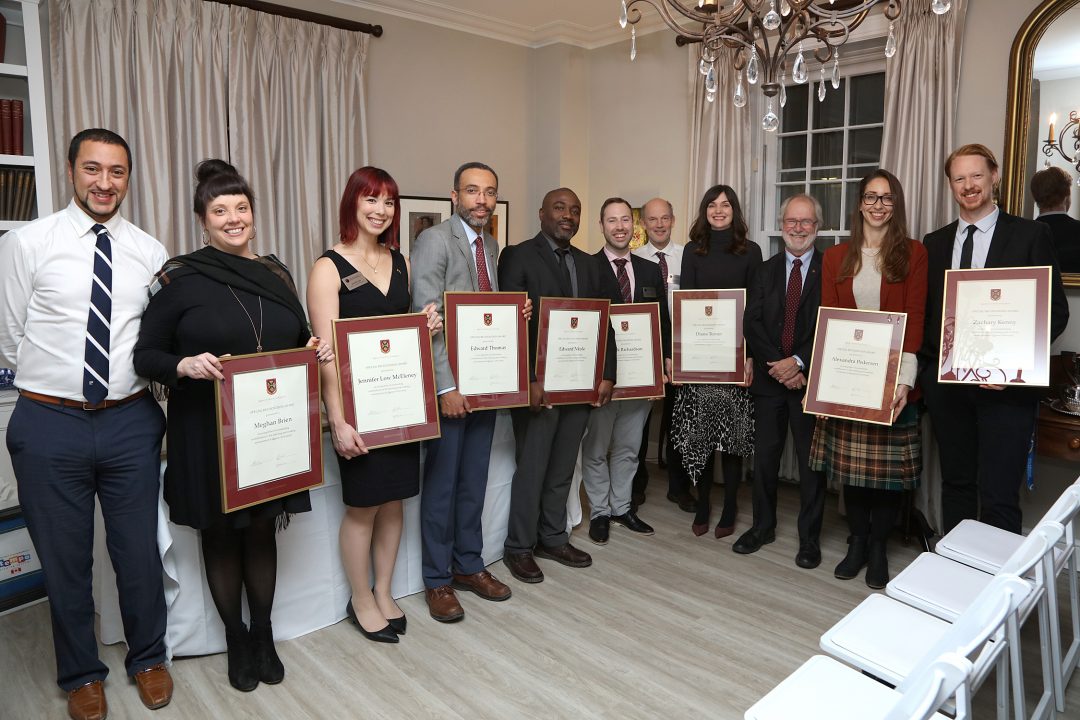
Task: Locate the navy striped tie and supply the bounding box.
[83,223,112,404]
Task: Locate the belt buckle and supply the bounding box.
[81,400,102,411]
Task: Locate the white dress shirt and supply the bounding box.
[603,246,636,299]
[632,240,684,317]
[458,216,495,291]
[0,200,168,399]
[951,206,999,270]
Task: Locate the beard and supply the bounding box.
[457,203,491,230]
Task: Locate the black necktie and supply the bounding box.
[959,224,976,270]
[555,247,573,296]
[84,224,112,403]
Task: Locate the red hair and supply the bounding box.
[338,166,401,248]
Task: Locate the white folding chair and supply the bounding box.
[821,524,1064,720]
[937,483,1080,710]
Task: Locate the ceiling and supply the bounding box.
[1033,4,1080,81]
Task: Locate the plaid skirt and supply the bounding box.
[671,383,754,484]
[809,404,922,491]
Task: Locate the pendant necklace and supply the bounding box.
[360,247,383,275]
[228,284,264,352]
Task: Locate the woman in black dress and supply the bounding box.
[673,184,760,538]
[307,166,441,644]
[135,160,331,691]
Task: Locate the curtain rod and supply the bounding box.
[215,0,384,36]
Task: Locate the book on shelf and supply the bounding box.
[12,100,23,155]
[0,168,35,221]
[0,100,11,155]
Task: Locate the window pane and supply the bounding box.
[849,163,879,180]
[767,235,784,258]
[780,170,806,183]
[848,128,882,165]
[781,135,806,169]
[850,73,885,125]
[783,84,809,132]
[812,131,843,167]
[845,181,863,229]
[812,78,845,129]
[811,167,843,181]
[814,235,839,253]
[776,185,802,228]
[809,183,842,231]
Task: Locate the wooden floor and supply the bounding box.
[3,467,1079,719]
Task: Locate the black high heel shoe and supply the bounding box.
[387,615,407,635]
[345,599,399,643]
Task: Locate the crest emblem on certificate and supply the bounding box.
[705,305,713,317]
[991,288,1001,301]
[621,320,629,332]
[380,339,391,354]
[266,378,277,395]
[483,313,493,326]
[854,329,863,341]
[570,317,579,329]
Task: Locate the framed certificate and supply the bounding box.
[444,291,529,410]
[804,308,908,426]
[333,313,441,449]
[536,297,610,406]
[938,266,1052,386]
[216,348,324,513]
[671,289,746,384]
[609,302,664,400]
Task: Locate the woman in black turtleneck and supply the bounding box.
[673,184,762,538]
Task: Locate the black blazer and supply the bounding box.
[498,233,620,382]
[744,250,822,397]
[1038,213,1080,274]
[593,250,673,360]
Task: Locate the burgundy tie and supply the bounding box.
[781,258,802,356]
[613,258,632,303]
[656,251,669,294]
[475,235,492,291]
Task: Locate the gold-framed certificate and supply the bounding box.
[671,289,746,384]
[609,302,664,400]
[535,297,610,405]
[444,291,529,410]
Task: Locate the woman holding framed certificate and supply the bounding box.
[673,185,760,538]
[307,167,441,645]
[809,170,928,589]
[135,160,331,691]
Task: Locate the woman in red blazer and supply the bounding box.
[810,170,928,589]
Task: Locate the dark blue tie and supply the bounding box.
[83,223,112,403]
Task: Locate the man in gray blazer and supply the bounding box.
[410,162,512,622]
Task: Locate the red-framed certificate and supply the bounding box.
[609,302,664,401]
[444,291,529,410]
[671,289,746,384]
[332,313,440,449]
[536,297,610,406]
[804,308,908,426]
[938,266,1052,386]
[215,348,324,513]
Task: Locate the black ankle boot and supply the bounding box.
[225,627,259,692]
[249,622,285,684]
[833,535,869,580]
[866,539,889,589]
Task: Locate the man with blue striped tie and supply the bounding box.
[0,129,172,720]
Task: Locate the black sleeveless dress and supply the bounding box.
[323,248,421,507]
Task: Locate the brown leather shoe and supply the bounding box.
[425,585,465,623]
[452,570,512,601]
[133,663,173,710]
[67,680,107,720]
[502,551,544,583]
[534,542,592,568]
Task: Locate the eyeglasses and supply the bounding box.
[460,186,498,199]
[861,193,896,207]
[782,218,817,229]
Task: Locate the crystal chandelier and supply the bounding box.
[618,0,951,132]
[1043,111,1080,183]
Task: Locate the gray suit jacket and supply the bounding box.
[409,214,499,393]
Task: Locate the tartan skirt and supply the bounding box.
[809,404,922,491]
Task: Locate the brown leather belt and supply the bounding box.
[19,388,149,411]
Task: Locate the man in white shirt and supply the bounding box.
[632,197,693,512]
[0,129,172,720]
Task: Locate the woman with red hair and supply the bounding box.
[308,167,441,643]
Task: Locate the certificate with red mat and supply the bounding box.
[938,266,1052,386]
[609,302,664,401]
[333,312,440,449]
[444,291,529,410]
[671,289,745,384]
[215,348,324,513]
[536,297,610,406]
[803,308,907,426]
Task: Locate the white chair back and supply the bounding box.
[885,652,974,720]
[998,520,1066,579]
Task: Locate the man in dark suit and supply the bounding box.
[497,188,620,583]
[735,194,826,569]
[920,144,1070,534]
[581,197,673,545]
[1031,165,1080,273]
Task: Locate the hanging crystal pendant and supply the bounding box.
[747,50,760,85]
[733,72,747,108]
[781,0,791,17]
[818,69,826,102]
[706,89,716,103]
[762,98,779,132]
[619,0,628,29]
[699,56,711,76]
[931,0,951,14]
[630,26,637,61]
[885,23,897,58]
[831,53,840,89]
[779,72,788,108]
[705,64,717,94]
[763,0,781,31]
[792,43,808,84]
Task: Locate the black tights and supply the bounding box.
[200,518,278,635]
[695,452,744,526]
[843,485,901,542]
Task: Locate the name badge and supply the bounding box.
[641,286,657,298]
[342,272,369,291]
[670,273,680,286]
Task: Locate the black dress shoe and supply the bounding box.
[345,600,399,643]
[503,551,544,583]
[611,510,654,535]
[795,543,821,569]
[534,542,592,568]
[732,528,776,555]
[666,492,696,513]
[589,516,610,545]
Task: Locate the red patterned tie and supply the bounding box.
[475,235,492,292]
[656,251,669,294]
[781,258,802,356]
[613,258,632,303]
